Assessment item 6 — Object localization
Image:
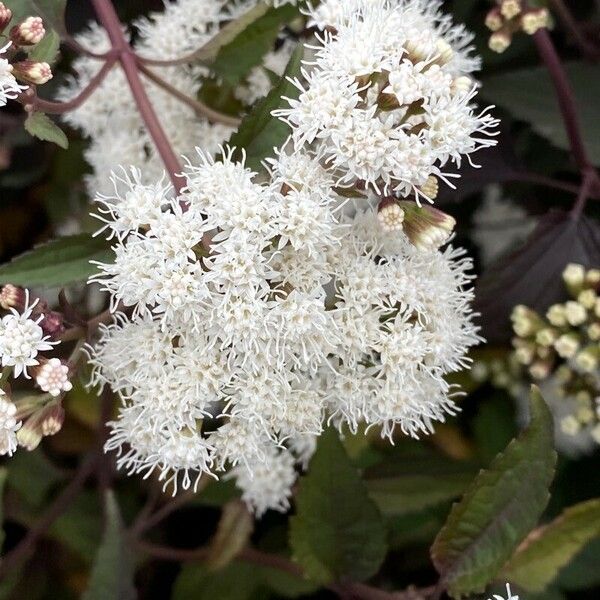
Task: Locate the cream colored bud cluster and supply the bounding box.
[486,0,550,54]
[377,192,456,251]
[510,263,600,441]
[0,7,53,86]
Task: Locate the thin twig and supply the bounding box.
[548,0,600,60]
[532,28,593,172]
[0,453,97,578]
[137,62,241,127]
[571,167,598,217]
[21,54,118,115]
[511,171,583,196]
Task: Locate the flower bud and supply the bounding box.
[546,303,567,327]
[578,289,597,310]
[10,16,45,46]
[563,263,585,295]
[377,199,404,233]
[587,322,600,341]
[38,310,64,337]
[575,345,600,373]
[485,7,503,32]
[529,359,551,380]
[514,340,535,365]
[16,418,42,450]
[536,327,557,347]
[33,358,72,397]
[501,0,522,20]
[398,202,455,250]
[511,305,544,337]
[17,400,64,450]
[555,364,573,384]
[0,284,26,311]
[434,39,453,66]
[565,300,587,326]
[560,415,580,436]
[489,31,512,53]
[418,175,439,201]
[591,424,600,444]
[576,406,594,425]
[586,268,600,286]
[521,8,550,35]
[554,332,580,358]
[40,402,64,436]
[451,75,474,96]
[12,60,53,85]
[0,3,12,34]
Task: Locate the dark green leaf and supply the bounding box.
[0,233,112,288]
[502,498,600,592]
[28,29,60,64]
[82,491,136,600]
[482,62,600,165]
[8,447,65,509]
[24,112,68,149]
[212,4,299,85]
[431,387,557,598]
[472,394,518,464]
[290,429,388,584]
[367,472,473,516]
[556,538,600,590]
[227,44,303,171]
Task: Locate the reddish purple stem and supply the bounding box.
[90,0,185,194]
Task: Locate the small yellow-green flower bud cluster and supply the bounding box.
[510,263,600,443]
[485,0,551,54]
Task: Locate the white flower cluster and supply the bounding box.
[89,147,480,514]
[275,0,498,200]
[0,42,27,107]
[0,294,56,378]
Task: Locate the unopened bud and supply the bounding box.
[554,332,580,358]
[586,268,600,286]
[34,358,72,397]
[10,16,45,46]
[451,75,474,96]
[588,322,600,341]
[563,263,585,295]
[536,327,557,347]
[434,39,453,65]
[529,360,551,380]
[377,199,404,233]
[546,303,567,327]
[578,289,597,310]
[485,7,503,32]
[40,401,64,436]
[0,3,12,33]
[565,300,587,326]
[514,340,535,365]
[591,424,600,444]
[577,406,594,425]
[0,284,26,311]
[38,310,64,337]
[399,202,455,250]
[12,60,52,85]
[489,30,512,53]
[555,364,573,384]
[511,305,544,337]
[575,345,600,373]
[501,0,522,20]
[16,418,42,450]
[418,175,439,201]
[521,8,550,35]
[560,415,580,436]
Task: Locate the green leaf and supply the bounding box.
[227,44,303,171]
[367,472,473,516]
[289,429,388,585]
[431,387,557,598]
[482,62,600,165]
[212,4,299,85]
[7,448,65,509]
[24,112,68,149]
[172,562,261,600]
[0,467,8,553]
[0,234,112,288]
[207,500,254,571]
[82,491,136,600]
[502,498,600,592]
[556,537,600,590]
[28,29,60,64]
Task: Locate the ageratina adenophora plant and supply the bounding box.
[1,1,599,598]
